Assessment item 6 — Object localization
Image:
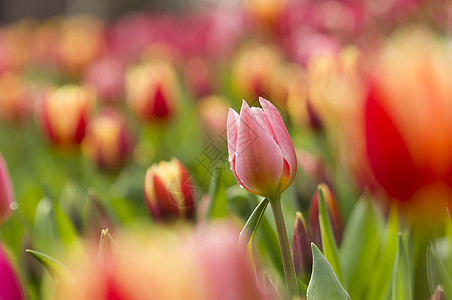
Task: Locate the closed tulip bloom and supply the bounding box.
[309,184,343,247]
[292,212,312,275]
[82,108,132,169]
[36,84,95,147]
[0,153,13,224]
[0,244,24,300]
[144,159,195,220]
[126,61,179,122]
[227,97,297,197]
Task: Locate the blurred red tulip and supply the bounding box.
[35,84,95,147]
[144,159,195,220]
[227,97,297,197]
[0,153,13,224]
[0,244,24,300]
[126,61,179,122]
[363,28,452,222]
[82,108,132,169]
[56,223,275,299]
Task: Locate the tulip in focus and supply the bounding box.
[362,28,452,222]
[0,153,13,224]
[309,184,343,247]
[82,108,132,169]
[0,244,24,300]
[126,61,179,122]
[227,97,297,197]
[35,84,95,147]
[144,158,195,220]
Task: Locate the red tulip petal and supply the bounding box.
[235,101,284,196]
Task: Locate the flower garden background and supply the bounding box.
[0,0,452,299]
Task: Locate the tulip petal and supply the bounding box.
[226,108,240,161]
[235,101,284,196]
[259,97,297,189]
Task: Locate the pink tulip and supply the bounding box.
[0,244,24,300]
[227,97,297,197]
[0,153,13,224]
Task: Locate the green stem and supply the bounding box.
[269,195,299,298]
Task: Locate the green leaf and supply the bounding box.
[32,198,58,252]
[392,233,413,300]
[340,199,381,299]
[318,185,343,285]
[307,243,351,300]
[427,245,452,299]
[238,198,269,258]
[205,168,227,219]
[25,249,69,279]
[367,207,399,300]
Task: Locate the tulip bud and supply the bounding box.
[197,95,229,138]
[35,84,95,147]
[144,159,195,220]
[231,43,281,99]
[0,153,13,224]
[292,212,312,275]
[126,61,179,122]
[82,108,133,169]
[430,285,444,300]
[309,184,343,246]
[227,97,297,197]
[57,16,104,76]
[0,244,25,300]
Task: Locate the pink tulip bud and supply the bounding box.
[82,108,133,169]
[0,153,13,224]
[35,84,95,147]
[0,244,25,300]
[144,159,195,220]
[309,184,343,246]
[292,212,312,275]
[227,97,297,197]
[126,61,179,122]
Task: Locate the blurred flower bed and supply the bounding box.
[1,0,452,299]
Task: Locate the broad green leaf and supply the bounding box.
[307,243,351,300]
[238,198,269,261]
[26,249,69,278]
[340,199,381,299]
[392,234,413,300]
[318,185,343,285]
[205,168,227,219]
[367,207,399,300]
[427,245,452,299]
[54,204,78,247]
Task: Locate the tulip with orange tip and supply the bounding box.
[227,97,297,198]
[82,108,132,169]
[35,84,95,147]
[0,153,13,224]
[309,184,343,247]
[144,159,195,220]
[0,244,25,300]
[363,27,452,222]
[126,61,179,122]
